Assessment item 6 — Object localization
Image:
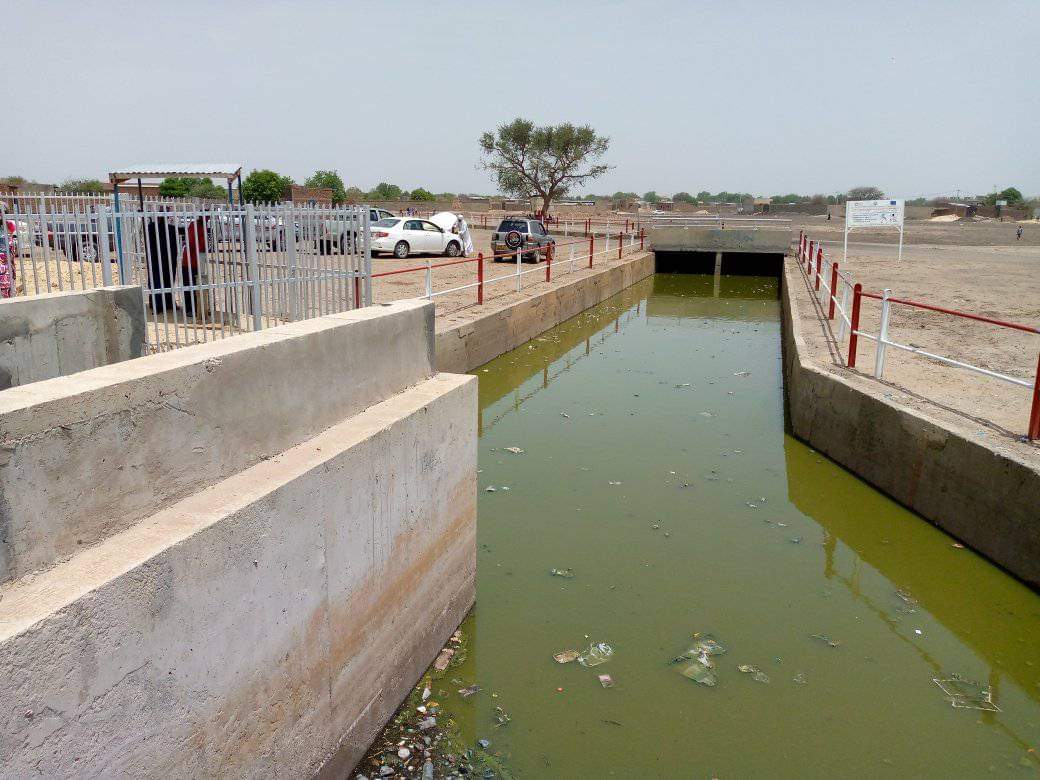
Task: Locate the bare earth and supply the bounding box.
[790,220,1040,458]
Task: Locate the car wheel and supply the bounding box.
[394,241,409,259]
[444,241,461,258]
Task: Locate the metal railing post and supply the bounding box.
[244,204,263,331]
[425,257,433,299]
[1029,352,1040,440]
[874,288,891,379]
[618,231,623,259]
[569,243,574,272]
[640,229,645,250]
[848,283,863,368]
[477,252,484,304]
[286,210,299,319]
[545,242,552,282]
[589,235,594,268]
[515,247,521,291]
[97,207,113,286]
[815,247,822,291]
[828,263,838,319]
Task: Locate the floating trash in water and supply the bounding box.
[550,567,575,579]
[671,633,726,687]
[789,537,803,544]
[598,674,615,688]
[698,411,714,418]
[458,684,482,698]
[434,648,455,670]
[485,486,497,492]
[560,412,570,418]
[553,649,580,664]
[895,589,918,613]
[810,633,841,648]
[677,660,717,687]
[504,446,525,455]
[933,675,1001,712]
[737,664,771,683]
[793,672,808,685]
[608,480,622,486]
[746,502,759,509]
[477,739,491,749]
[577,642,614,667]
[492,706,512,728]
[734,370,751,377]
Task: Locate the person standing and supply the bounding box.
[144,208,179,312]
[457,213,474,256]
[1017,226,1024,241]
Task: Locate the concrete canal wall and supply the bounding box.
[436,251,654,372]
[0,299,477,777]
[781,259,1040,588]
[0,285,144,389]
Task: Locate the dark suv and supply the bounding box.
[491,217,555,262]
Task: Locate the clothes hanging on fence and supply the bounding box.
[145,214,179,312]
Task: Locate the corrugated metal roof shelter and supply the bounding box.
[109,164,243,205]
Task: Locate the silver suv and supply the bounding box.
[491,217,555,262]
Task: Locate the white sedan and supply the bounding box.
[370,217,463,259]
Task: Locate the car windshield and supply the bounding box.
[497,220,528,232]
[373,218,401,228]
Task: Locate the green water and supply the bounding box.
[446,274,1040,778]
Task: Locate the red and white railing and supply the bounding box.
[373,230,646,307]
[796,231,1040,440]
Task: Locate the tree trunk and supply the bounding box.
[540,193,552,218]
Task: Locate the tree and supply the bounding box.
[0,175,26,187]
[369,182,403,201]
[984,187,1023,206]
[643,191,660,203]
[242,169,293,203]
[847,186,885,201]
[410,187,435,202]
[56,178,105,194]
[673,192,696,203]
[479,118,610,214]
[344,186,365,203]
[304,170,347,204]
[611,191,638,201]
[696,191,711,202]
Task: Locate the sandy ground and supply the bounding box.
[790,230,1040,449]
[789,213,1039,247]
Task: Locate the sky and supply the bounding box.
[4,1,1038,199]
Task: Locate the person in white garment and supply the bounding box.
[457,213,475,256]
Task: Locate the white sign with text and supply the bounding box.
[846,199,905,228]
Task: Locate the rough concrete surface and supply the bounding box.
[0,372,476,778]
[0,285,144,389]
[0,298,435,584]
[782,258,1040,588]
[435,251,654,373]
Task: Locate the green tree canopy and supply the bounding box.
[409,187,435,202]
[673,192,696,203]
[984,187,1023,205]
[369,182,403,201]
[242,169,294,203]
[157,177,226,200]
[56,178,105,194]
[847,186,885,200]
[479,118,610,214]
[643,191,660,203]
[305,170,347,204]
[611,191,638,201]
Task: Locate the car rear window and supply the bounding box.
[374,218,401,227]
[497,220,528,233]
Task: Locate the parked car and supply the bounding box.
[319,206,396,254]
[491,217,555,262]
[370,217,462,259]
[46,217,117,263]
[4,218,32,257]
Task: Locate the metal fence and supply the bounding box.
[3,200,371,352]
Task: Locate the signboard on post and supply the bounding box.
[844,199,905,262]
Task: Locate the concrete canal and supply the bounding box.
[361,273,1040,778]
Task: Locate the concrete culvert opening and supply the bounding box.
[653,251,784,278]
[718,252,784,277]
[654,251,717,274]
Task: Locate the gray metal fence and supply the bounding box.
[3,199,371,352]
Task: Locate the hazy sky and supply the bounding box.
[5,1,1038,198]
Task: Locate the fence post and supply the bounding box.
[589,235,594,268]
[1029,352,1040,440]
[848,283,863,368]
[286,210,299,319]
[545,242,552,282]
[569,243,574,271]
[814,247,822,291]
[618,231,623,259]
[828,263,839,319]
[808,240,815,272]
[874,288,891,379]
[244,204,263,332]
[797,230,803,258]
[97,207,113,286]
[640,229,645,250]
[425,257,433,299]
